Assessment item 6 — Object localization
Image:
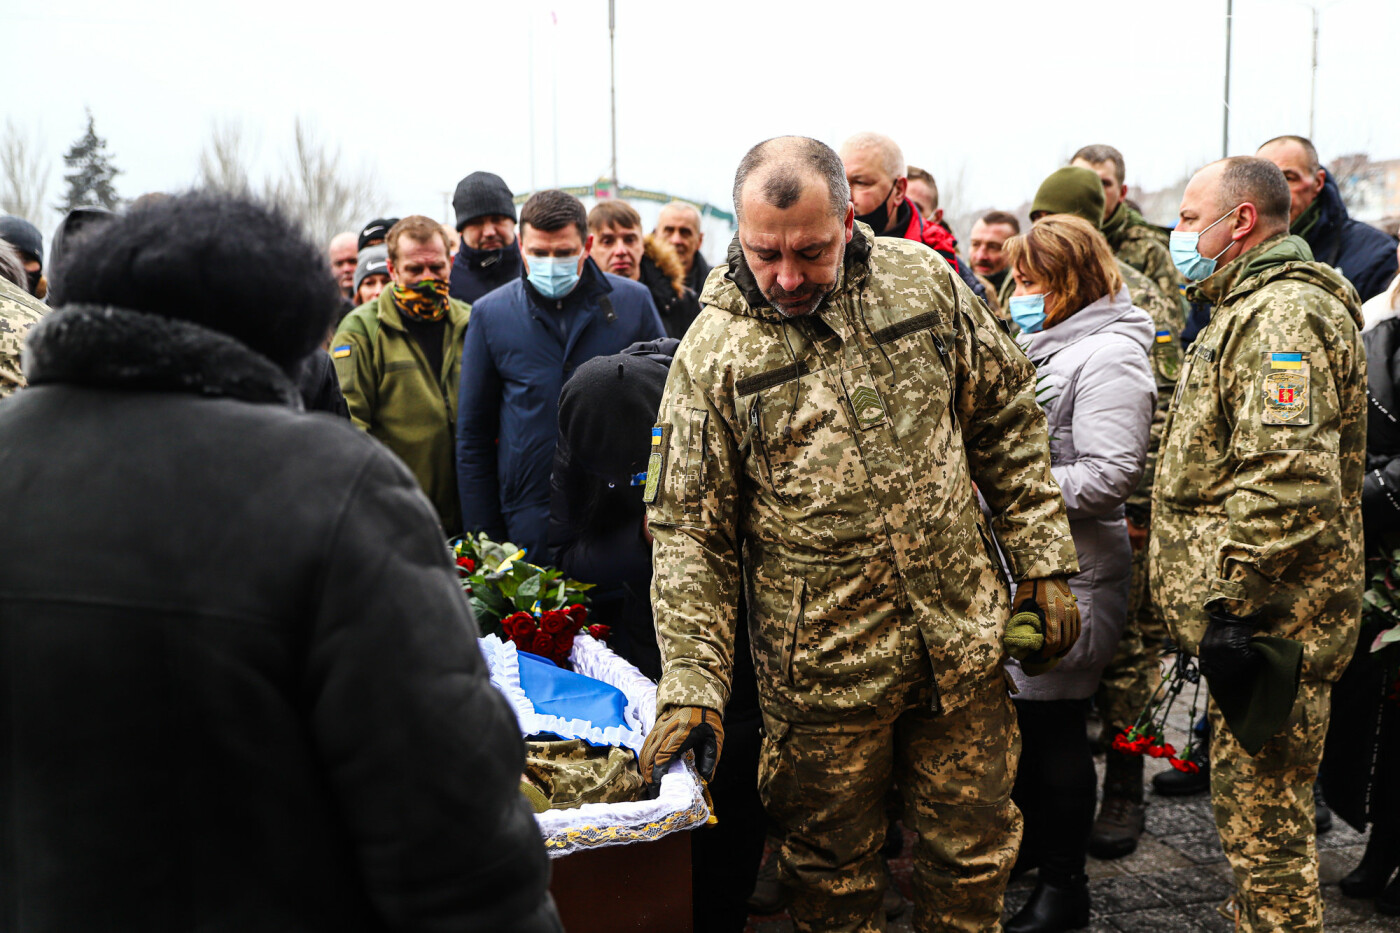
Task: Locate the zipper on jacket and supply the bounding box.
[750,397,776,488]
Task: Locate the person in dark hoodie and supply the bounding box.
[449,171,523,304]
[0,191,560,933]
[0,215,46,299]
[1258,135,1399,302]
[547,339,764,932]
[456,189,664,561]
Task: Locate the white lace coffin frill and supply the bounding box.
[479,633,711,857]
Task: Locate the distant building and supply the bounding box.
[1331,153,1400,225]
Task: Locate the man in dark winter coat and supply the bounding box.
[839,133,988,302]
[655,200,712,295]
[0,214,46,298]
[547,338,764,932]
[588,200,702,339]
[1259,135,1399,302]
[0,192,560,933]
[457,189,665,561]
[449,171,524,305]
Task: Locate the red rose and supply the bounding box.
[540,609,573,635]
[503,612,536,642]
[553,630,576,657]
[530,631,556,657]
[456,556,476,573]
[567,604,588,626]
[587,624,612,641]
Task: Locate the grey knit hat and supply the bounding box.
[354,245,390,295]
[452,172,516,231]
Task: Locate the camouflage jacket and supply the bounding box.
[1148,234,1365,682]
[0,276,47,399]
[1103,205,1186,316]
[647,224,1079,724]
[1119,262,1184,522]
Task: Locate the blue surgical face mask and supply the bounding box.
[1009,293,1047,334]
[527,254,581,299]
[1169,205,1241,281]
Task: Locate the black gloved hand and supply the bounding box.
[1197,607,1262,683]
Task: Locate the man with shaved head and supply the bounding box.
[1150,155,1366,932]
[1258,135,1398,301]
[640,135,1081,931]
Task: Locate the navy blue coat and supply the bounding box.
[450,241,524,305]
[456,259,665,559]
[1303,174,1399,302]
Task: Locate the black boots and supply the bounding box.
[1314,781,1333,835]
[1089,744,1145,859]
[1340,832,1400,900]
[1005,873,1090,933]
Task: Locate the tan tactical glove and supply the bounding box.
[1012,576,1081,658]
[640,705,724,787]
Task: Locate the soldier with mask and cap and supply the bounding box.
[1150,155,1365,932]
[640,135,1082,933]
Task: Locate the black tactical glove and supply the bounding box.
[1198,607,1263,683]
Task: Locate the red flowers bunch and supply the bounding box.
[455,555,476,575]
[499,604,607,668]
[1112,651,1203,775]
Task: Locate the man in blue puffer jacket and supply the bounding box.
[456,189,665,560]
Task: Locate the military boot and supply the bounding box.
[1151,717,1210,796]
[745,848,791,915]
[1088,745,1145,859]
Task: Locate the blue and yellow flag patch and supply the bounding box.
[331,345,352,359]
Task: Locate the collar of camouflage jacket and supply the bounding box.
[24,304,304,409]
[1189,233,1362,327]
[712,221,875,322]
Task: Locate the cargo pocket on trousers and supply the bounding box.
[779,577,805,685]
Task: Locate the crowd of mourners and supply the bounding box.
[0,128,1398,933]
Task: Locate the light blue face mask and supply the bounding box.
[1009,293,1047,334]
[1169,205,1241,281]
[527,254,582,299]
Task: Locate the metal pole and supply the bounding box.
[1223,0,1233,159]
[528,10,536,194]
[609,0,618,186]
[1309,5,1318,139]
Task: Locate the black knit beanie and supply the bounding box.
[453,172,517,232]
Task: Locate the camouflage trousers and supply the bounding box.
[1209,680,1330,933]
[1095,541,1166,731]
[759,677,1022,933]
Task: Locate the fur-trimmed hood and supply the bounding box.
[24,304,303,409]
[643,234,686,298]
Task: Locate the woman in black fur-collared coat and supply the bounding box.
[0,193,560,933]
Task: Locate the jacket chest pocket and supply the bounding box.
[738,365,869,513]
[870,316,954,468]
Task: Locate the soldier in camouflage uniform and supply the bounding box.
[0,273,48,399]
[1149,157,1365,933]
[638,137,1081,933]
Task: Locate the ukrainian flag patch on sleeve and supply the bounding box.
[331,345,352,359]
[1155,330,1173,344]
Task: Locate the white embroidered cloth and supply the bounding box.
[480,633,710,856]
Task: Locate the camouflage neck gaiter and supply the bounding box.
[391,278,450,322]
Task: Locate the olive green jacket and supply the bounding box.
[1148,234,1366,682]
[648,225,1079,725]
[332,290,471,535]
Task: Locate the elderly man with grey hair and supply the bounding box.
[840,132,986,302]
[654,200,711,295]
[640,135,1081,932]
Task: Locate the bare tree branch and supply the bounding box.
[265,118,385,246]
[0,119,53,227]
[197,119,254,195]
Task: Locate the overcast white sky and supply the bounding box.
[6,0,1395,238]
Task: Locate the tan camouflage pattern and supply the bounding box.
[522,737,643,810]
[1209,682,1330,933]
[1148,234,1365,682]
[0,276,47,399]
[647,223,1078,725]
[1103,204,1187,322]
[761,676,1021,933]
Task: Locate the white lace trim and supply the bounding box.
[478,634,645,756]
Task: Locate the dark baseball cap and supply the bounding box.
[358,218,400,252]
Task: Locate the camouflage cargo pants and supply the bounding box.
[759,677,1022,933]
[1095,541,1167,731]
[1209,680,1330,933]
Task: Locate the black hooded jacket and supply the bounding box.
[0,305,559,933]
[1301,174,1399,302]
[1363,316,1400,550]
[450,240,523,305]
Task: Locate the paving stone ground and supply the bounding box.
[744,670,1390,931]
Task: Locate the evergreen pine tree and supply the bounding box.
[56,108,122,212]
